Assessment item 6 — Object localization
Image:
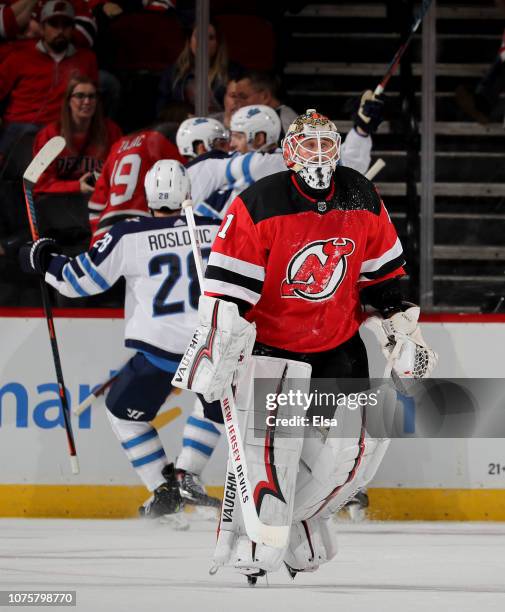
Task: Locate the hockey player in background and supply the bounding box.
[173,109,437,582]
[88,124,185,243]
[20,160,221,524]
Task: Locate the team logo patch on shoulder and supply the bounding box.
[281,238,355,301]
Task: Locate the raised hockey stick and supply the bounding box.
[374,0,433,96]
[182,200,290,549]
[365,158,386,181]
[23,136,80,475]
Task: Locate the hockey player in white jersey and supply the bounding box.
[20,160,222,522]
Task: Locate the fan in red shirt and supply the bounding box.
[0,0,37,40]
[88,125,185,243]
[0,0,98,157]
[33,75,122,196]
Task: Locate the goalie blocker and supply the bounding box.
[172,295,256,403]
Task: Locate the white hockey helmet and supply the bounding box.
[144,159,190,211]
[230,104,281,151]
[282,109,341,189]
[176,117,228,158]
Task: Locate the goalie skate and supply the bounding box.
[344,490,369,522]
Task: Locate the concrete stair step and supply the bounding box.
[290,4,502,20]
[285,62,489,77]
[376,182,505,197]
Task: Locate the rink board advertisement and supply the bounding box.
[2,311,505,520]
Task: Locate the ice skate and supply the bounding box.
[139,464,187,528]
[176,469,221,508]
[345,490,369,522]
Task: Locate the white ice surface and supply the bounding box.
[1,518,504,612]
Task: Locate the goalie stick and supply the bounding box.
[23,136,80,475]
[182,199,290,549]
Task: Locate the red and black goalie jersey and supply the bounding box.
[204,167,405,354]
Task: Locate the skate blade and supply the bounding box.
[180,492,221,508]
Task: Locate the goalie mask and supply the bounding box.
[282,109,341,189]
[176,117,229,158]
[144,160,190,211]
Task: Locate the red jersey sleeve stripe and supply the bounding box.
[207,252,265,281]
[203,279,262,305]
[359,236,405,280]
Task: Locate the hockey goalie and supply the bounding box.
[173,109,437,583]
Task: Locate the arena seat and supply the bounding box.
[107,12,185,71]
[213,14,275,71]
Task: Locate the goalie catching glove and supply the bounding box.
[171,296,256,402]
[364,306,438,378]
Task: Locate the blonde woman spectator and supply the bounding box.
[157,20,240,114]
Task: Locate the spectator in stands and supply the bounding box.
[0,0,98,163]
[232,70,298,137]
[157,20,238,115]
[210,78,240,129]
[32,75,122,197]
[0,0,37,40]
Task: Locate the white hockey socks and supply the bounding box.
[176,399,223,476]
[106,409,168,491]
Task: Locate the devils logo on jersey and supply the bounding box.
[281,238,355,301]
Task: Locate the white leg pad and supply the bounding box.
[213,355,311,574]
[284,516,338,573]
[293,399,390,523]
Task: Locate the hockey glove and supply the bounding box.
[354,89,385,135]
[18,238,61,276]
[364,306,438,379]
[172,296,256,403]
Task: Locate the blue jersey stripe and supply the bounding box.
[78,254,110,291]
[225,155,235,185]
[131,447,166,468]
[187,416,220,436]
[70,258,85,278]
[242,152,254,185]
[63,265,89,297]
[182,438,214,456]
[142,351,179,373]
[195,202,222,220]
[122,427,158,449]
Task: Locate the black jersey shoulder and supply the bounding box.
[237,171,297,224]
[237,166,381,225]
[332,165,381,215]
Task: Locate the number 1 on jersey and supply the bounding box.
[218,214,234,239]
